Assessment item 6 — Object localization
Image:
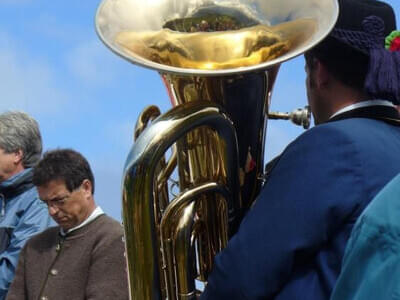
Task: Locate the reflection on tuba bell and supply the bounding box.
[95,1,339,299]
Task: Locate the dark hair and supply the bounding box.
[304,37,370,91]
[33,149,95,194]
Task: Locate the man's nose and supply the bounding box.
[48,205,59,216]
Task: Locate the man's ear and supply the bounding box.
[81,179,93,196]
[314,59,330,88]
[13,149,24,165]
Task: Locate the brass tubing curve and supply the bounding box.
[160,182,230,300]
[134,105,162,141]
[122,101,241,300]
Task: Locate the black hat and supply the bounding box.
[329,0,400,103]
[335,0,395,35]
[331,0,396,54]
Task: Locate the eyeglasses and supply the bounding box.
[40,181,86,209]
[43,186,82,209]
[43,194,71,209]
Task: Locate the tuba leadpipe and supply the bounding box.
[95,1,339,299]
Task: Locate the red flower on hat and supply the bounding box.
[385,30,400,52]
[390,37,400,51]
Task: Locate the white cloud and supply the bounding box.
[30,13,84,44]
[66,39,121,87]
[0,32,69,114]
[103,119,136,150]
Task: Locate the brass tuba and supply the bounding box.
[95,1,338,299]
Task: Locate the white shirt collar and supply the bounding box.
[330,100,395,120]
[60,206,104,236]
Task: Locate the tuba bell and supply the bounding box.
[95,1,339,299]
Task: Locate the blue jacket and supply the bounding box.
[0,169,53,299]
[330,173,400,300]
[202,113,400,300]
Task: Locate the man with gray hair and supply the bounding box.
[0,111,53,300]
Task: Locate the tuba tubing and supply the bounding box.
[122,101,241,299]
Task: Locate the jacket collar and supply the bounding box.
[0,168,34,199]
[328,105,400,125]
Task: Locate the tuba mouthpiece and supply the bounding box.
[268,106,311,129]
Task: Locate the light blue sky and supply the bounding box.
[1,0,399,220]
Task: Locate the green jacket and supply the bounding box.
[331,173,400,300]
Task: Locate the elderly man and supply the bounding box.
[201,0,400,299]
[6,149,129,300]
[0,111,52,299]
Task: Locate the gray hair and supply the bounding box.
[0,111,42,168]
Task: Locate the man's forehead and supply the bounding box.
[37,179,68,199]
[0,147,10,154]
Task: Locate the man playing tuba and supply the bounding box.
[202,0,400,299]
